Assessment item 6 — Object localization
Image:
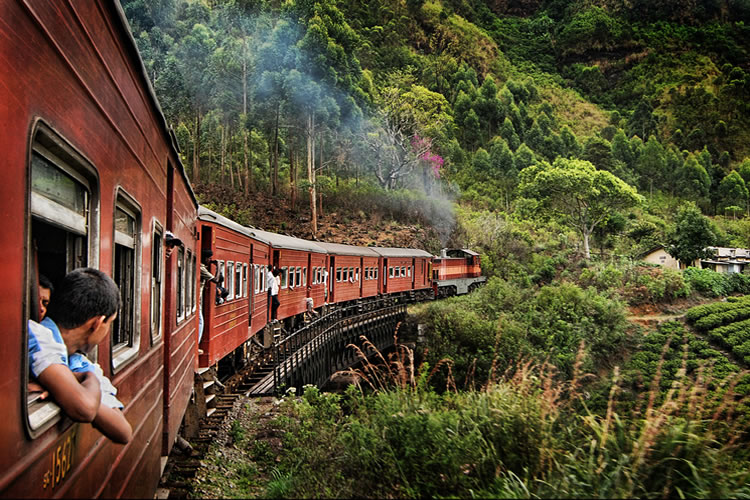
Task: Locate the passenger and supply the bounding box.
[164,230,183,259]
[198,250,219,346]
[38,274,53,321]
[27,268,132,444]
[322,267,329,305]
[266,265,274,316]
[270,268,280,322]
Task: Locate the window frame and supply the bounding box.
[111,189,142,373]
[25,125,101,438]
[151,222,164,345]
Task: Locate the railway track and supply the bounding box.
[157,345,279,499]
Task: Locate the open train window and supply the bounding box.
[26,127,99,437]
[254,265,260,294]
[177,248,185,321]
[190,252,197,313]
[233,261,241,298]
[151,224,163,344]
[184,250,194,316]
[112,194,141,371]
[243,264,248,297]
[281,267,288,288]
[227,262,235,300]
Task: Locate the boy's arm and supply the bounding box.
[37,365,101,422]
[92,406,132,444]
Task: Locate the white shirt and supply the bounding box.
[270,273,279,296]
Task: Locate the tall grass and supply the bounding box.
[266,333,750,498]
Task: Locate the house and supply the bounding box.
[699,246,750,274]
[639,246,682,270]
[640,246,750,274]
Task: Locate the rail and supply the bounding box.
[258,297,407,395]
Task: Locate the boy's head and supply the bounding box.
[164,231,183,258]
[46,268,121,332]
[38,274,54,320]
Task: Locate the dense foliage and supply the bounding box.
[123,0,750,247]
[123,2,750,497]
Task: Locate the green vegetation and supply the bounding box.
[122,1,750,497]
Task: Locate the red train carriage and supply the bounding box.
[0,1,196,497]
[196,206,265,368]
[371,247,434,297]
[432,249,487,298]
[316,242,380,304]
[249,229,327,326]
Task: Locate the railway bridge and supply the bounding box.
[245,297,408,396]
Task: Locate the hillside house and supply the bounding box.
[640,246,750,274]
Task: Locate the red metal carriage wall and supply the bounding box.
[199,222,252,368]
[0,1,195,497]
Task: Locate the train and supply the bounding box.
[0,1,484,498]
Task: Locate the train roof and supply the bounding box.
[369,247,434,258]
[315,241,380,257]
[438,248,480,258]
[250,228,327,253]
[198,206,256,237]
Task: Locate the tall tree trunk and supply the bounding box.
[272,105,280,196]
[221,124,227,186]
[193,113,201,183]
[289,144,297,211]
[229,131,236,190]
[307,113,317,237]
[242,37,250,196]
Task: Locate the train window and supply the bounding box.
[408,266,412,277]
[177,248,185,321]
[336,267,342,282]
[356,268,360,282]
[27,130,99,435]
[112,195,141,371]
[296,267,302,287]
[281,267,288,288]
[389,266,394,278]
[227,262,235,300]
[151,225,163,344]
[185,250,194,317]
[234,262,242,298]
[191,253,197,312]
[302,268,307,287]
[254,265,260,294]
[243,264,248,297]
[375,268,378,281]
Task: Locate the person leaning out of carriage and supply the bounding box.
[27,268,132,444]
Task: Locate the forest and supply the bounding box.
[123,0,750,497]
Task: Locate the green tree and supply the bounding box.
[677,154,711,202]
[627,98,658,140]
[666,202,717,267]
[718,171,749,215]
[636,135,666,197]
[519,158,642,260]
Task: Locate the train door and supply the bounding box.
[411,258,416,289]
[359,257,364,297]
[329,256,335,303]
[200,225,213,338]
[248,244,254,327]
[383,258,388,294]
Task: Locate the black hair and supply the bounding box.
[272,268,280,277]
[39,274,54,293]
[46,268,122,329]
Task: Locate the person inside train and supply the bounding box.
[164,230,183,259]
[199,249,219,346]
[38,274,53,321]
[27,268,132,444]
